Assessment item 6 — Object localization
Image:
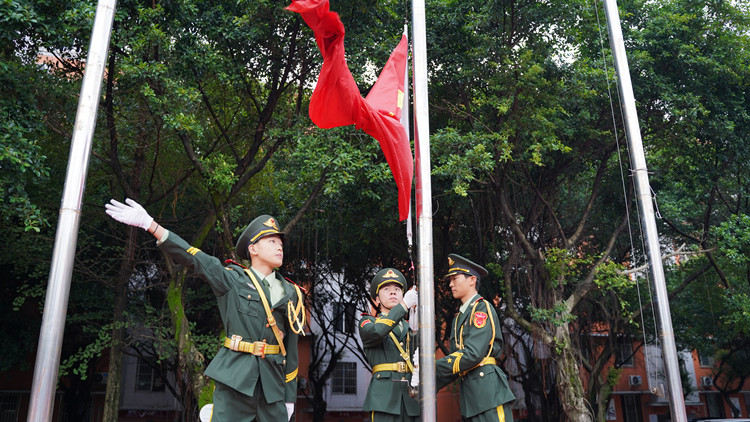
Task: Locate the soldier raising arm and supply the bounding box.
[106,198,305,422]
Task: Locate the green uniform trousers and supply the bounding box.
[369,400,417,422]
[213,381,286,422]
[469,403,514,422]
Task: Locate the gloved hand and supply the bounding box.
[199,404,213,422]
[409,306,419,332]
[410,347,420,387]
[403,287,418,309]
[286,402,294,421]
[105,198,153,230]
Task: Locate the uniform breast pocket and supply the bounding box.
[237,290,261,317]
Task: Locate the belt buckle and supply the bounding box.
[229,335,243,352]
[252,341,267,358]
[396,362,407,373]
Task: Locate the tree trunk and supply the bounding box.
[594,380,614,422]
[554,325,593,422]
[166,269,209,417]
[102,226,137,422]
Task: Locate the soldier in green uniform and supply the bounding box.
[105,198,305,422]
[358,268,420,421]
[435,254,515,422]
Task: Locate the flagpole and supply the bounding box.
[27,0,117,420]
[602,0,686,420]
[410,1,437,420]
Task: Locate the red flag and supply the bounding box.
[286,0,413,221]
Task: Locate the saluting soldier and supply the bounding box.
[359,268,420,422]
[436,254,515,422]
[105,199,305,422]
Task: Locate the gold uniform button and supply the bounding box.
[247,295,252,299]
[480,372,485,377]
[283,360,286,365]
[377,374,381,379]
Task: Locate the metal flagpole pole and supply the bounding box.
[410,1,437,420]
[602,0,687,420]
[27,0,117,420]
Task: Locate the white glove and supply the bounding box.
[286,402,294,421]
[409,306,419,332]
[105,198,153,230]
[403,287,418,309]
[410,348,420,387]
[199,404,213,422]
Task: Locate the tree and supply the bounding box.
[421,0,750,419]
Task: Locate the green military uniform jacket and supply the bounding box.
[160,232,302,404]
[358,304,420,417]
[436,294,515,419]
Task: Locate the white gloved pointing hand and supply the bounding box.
[105,198,153,230]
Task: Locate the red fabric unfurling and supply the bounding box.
[286,0,413,221]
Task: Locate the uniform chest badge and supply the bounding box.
[473,311,488,328]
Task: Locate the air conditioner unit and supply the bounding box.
[629,375,642,386]
[701,376,713,387]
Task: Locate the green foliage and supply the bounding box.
[543,248,577,289]
[199,154,240,193]
[530,301,577,328]
[593,261,630,291]
[606,367,622,389]
[12,281,45,311]
[713,214,750,265]
[722,293,750,336]
[0,60,51,232]
[59,321,130,381]
[432,128,506,196]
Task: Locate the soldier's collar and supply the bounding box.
[459,294,482,314]
[224,259,247,269]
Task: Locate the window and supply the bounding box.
[0,393,20,422]
[135,358,165,392]
[698,352,715,367]
[706,393,725,418]
[332,302,356,334]
[620,394,643,422]
[615,338,634,367]
[331,361,357,395]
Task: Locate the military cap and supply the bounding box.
[444,253,488,280]
[370,268,409,298]
[235,215,284,260]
